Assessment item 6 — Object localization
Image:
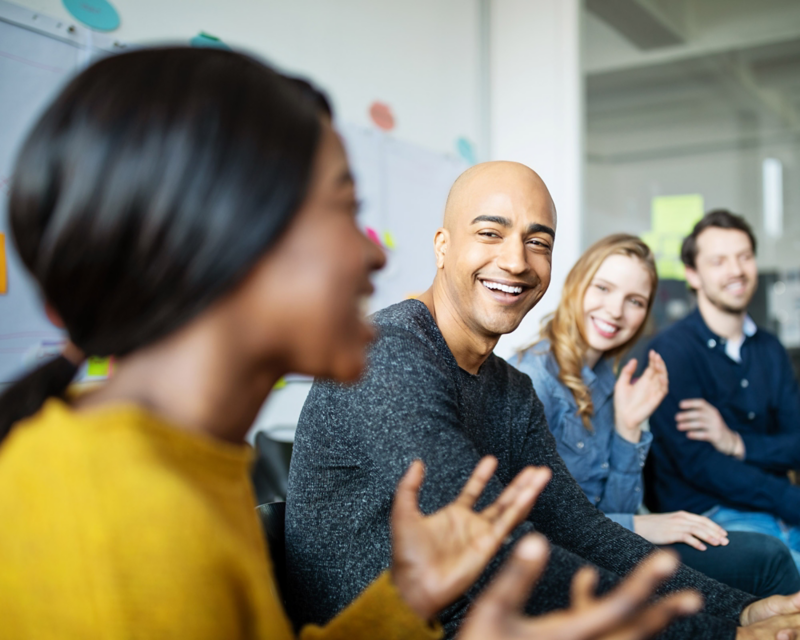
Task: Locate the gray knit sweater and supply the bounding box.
[286,300,752,638]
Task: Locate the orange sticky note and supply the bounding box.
[0,233,6,294]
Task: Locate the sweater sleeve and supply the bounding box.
[650,344,800,525]
[517,386,753,636]
[300,572,442,640]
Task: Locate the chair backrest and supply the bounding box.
[251,431,291,504]
[256,501,288,604]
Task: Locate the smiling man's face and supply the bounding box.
[433,161,556,340]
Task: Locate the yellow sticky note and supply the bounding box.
[87,356,110,377]
[383,231,396,250]
[273,377,287,390]
[651,195,704,235]
[0,232,7,294]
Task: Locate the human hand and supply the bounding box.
[736,613,800,640]
[614,351,668,442]
[740,590,800,627]
[676,398,744,458]
[391,457,552,622]
[632,512,728,551]
[460,539,702,640]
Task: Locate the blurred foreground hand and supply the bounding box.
[461,540,702,640]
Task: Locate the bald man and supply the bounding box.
[285,163,776,639]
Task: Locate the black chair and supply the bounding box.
[251,431,292,504]
[256,501,288,604]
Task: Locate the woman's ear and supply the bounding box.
[433,228,449,269]
[44,302,65,328]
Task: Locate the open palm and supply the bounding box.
[390,456,551,622]
[614,350,669,438]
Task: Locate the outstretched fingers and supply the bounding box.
[454,456,499,509]
[392,460,426,526]
[475,534,550,615]
[481,466,551,528]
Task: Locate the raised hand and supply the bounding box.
[390,456,551,621]
[614,350,668,443]
[676,398,745,458]
[460,537,702,640]
[633,511,728,550]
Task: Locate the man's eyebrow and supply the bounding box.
[526,223,555,239]
[471,215,511,227]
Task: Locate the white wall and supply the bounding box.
[491,0,583,358]
[13,0,483,157]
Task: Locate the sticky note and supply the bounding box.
[383,231,396,250]
[63,0,120,31]
[456,137,477,165]
[365,226,382,247]
[273,377,287,390]
[0,233,6,294]
[87,356,110,377]
[190,32,231,50]
[656,258,685,280]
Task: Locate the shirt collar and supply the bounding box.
[688,307,757,345]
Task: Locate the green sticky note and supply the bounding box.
[87,356,110,377]
[656,258,686,280]
[651,195,704,235]
[273,377,287,390]
[641,231,659,253]
[383,231,396,250]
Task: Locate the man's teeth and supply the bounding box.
[594,318,618,333]
[482,281,523,294]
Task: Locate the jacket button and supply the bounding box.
[748,412,755,420]
[601,462,609,469]
[707,339,716,348]
[577,441,584,449]
[741,379,749,388]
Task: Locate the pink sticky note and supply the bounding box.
[365,227,382,246]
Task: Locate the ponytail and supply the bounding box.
[0,356,79,443]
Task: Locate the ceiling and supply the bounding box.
[584,0,800,162]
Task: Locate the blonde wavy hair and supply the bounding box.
[521,234,658,429]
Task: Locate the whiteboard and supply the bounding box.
[0,1,467,395]
[0,0,120,384]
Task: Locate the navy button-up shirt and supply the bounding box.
[511,339,652,531]
[648,308,800,524]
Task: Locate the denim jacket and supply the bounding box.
[509,339,652,531]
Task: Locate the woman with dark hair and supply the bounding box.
[0,48,700,639]
[512,234,800,598]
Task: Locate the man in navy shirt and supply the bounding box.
[649,209,800,571]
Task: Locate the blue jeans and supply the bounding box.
[707,505,800,574]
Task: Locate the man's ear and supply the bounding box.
[433,228,449,269]
[684,266,701,291]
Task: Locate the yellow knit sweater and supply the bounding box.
[0,399,442,640]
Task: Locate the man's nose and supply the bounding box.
[496,238,529,275]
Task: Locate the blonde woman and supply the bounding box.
[513,234,800,597]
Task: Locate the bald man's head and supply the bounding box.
[429,161,557,341]
[443,161,556,232]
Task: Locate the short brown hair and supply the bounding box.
[680,209,757,269]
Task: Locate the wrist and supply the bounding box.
[390,570,435,622]
[615,419,642,442]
